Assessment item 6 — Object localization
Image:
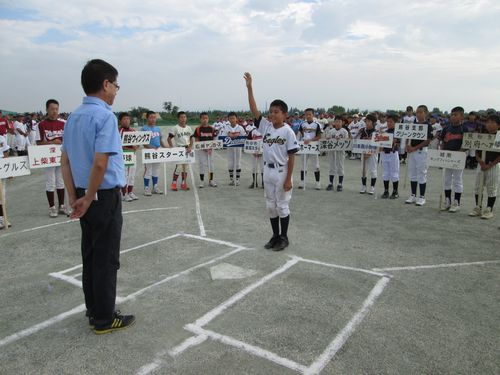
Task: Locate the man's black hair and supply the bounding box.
[45,99,59,110]
[486,114,500,125]
[417,104,428,113]
[451,106,465,114]
[199,112,208,118]
[177,111,187,118]
[386,113,400,122]
[118,112,130,121]
[365,113,377,124]
[81,59,118,95]
[146,111,155,118]
[304,107,315,114]
[227,112,237,117]
[270,99,288,114]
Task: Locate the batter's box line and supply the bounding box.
[1,235,252,349]
[49,232,250,291]
[141,257,390,375]
[372,259,500,272]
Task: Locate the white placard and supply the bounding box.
[319,139,353,152]
[0,156,31,178]
[296,141,320,155]
[123,151,136,166]
[394,123,428,140]
[371,132,394,148]
[194,140,224,151]
[142,147,195,164]
[244,140,263,154]
[462,133,500,151]
[28,144,61,169]
[121,131,152,146]
[427,149,466,170]
[495,131,500,149]
[352,139,378,154]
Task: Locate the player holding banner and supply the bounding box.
[244,72,298,251]
[245,120,264,188]
[118,112,139,202]
[194,112,217,188]
[324,117,348,191]
[358,114,377,195]
[380,114,400,199]
[168,111,194,191]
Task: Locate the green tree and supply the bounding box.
[328,105,346,115]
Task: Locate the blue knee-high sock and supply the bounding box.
[144,178,150,187]
[152,176,158,186]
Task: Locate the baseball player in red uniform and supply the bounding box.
[37,99,68,217]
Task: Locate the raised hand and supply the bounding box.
[243,72,252,87]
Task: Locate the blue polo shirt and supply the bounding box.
[62,96,125,189]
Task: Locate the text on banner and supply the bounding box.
[427,149,466,170]
[462,133,500,151]
[244,140,263,154]
[123,151,137,166]
[142,147,195,164]
[121,131,152,146]
[296,141,320,155]
[352,139,378,154]
[28,145,62,169]
[318,139,353,152]
[371,132,394,148]
[394,123,428,140]
[194,140,224,151]
[0,156,31,179]
[218,136,247,148]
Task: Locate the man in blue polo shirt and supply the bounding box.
[61,59,135,334]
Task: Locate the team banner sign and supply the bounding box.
[218,136,247,148]
[142,148,195,164]
[0,156,31,179]
[394,123,428,140]
[352,139,378,154]
[371,132,394,148]
[194,140,224,151]
[121,131,152,146]
[244,140,263,154]
[28,145,62,169]
[123,151,137,166]
[427,149,466,170]
[462,133,500,151]
[296,141,320,155]
[318,139,353,152]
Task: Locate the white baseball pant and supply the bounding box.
[328,151,345,176]
[264,165,291,218]
[251,155,264,173]
[197,150,214,174]
[363,154,377,178]
[381,152,400,182]
[44,166,64,191]
[474,164,499,197]
[227,148,241,170]
[144,163,160,179]
[301,154,320,172]
[125,165,136,187]
[408,149,428,184]
[443,168,464,193]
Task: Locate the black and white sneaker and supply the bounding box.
[273,236,289,251]
[264,236,280,249]
[390,191,399,199]
[93,311,136,335]
[326,184,333,191]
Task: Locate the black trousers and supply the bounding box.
[77,188,122,324]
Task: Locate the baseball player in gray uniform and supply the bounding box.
[244,72,298,251]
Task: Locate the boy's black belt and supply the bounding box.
[265,162,284,168]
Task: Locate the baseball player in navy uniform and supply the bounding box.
[299,109,322,190]
[380,114,400,199]
[244,72,298,251]
[439,106,468,212]
[405,105,433,206]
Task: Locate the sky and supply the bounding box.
[1,0,499,114]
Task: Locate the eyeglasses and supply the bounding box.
[109,81,120,91]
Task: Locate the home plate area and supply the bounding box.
[138,255,390,375]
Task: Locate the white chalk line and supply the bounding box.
[372,259,500,272]
[193,257,300,328]
[2,240,249,349]
[136,360,163,375]
[304,276,390,375]
[0,304,86,348]
[291,255,390,278]
[49,272,83,288]
[189,167,206,237]
[0,207,179,239]
[186,324,307,373]
[120,246,248,302]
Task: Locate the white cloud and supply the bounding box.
[0,0,499,113]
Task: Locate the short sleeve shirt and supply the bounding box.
[141,125,162,148]
[169,125,194,147]
[38,119,65,142]
[255,116,298,166]
[62,96,124,189]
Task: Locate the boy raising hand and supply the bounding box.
[244,72,299,251]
